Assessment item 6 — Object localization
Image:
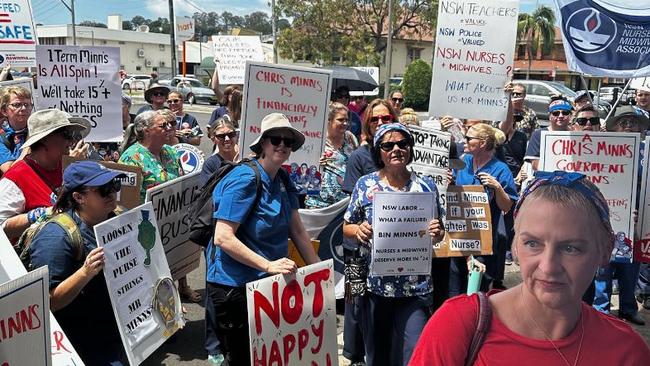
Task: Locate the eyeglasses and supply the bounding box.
[167,99,181,104]
[156,122,175,130]
[214,131,238,140]
[379,139,411,152]
[91,180,122,198]
[615,119,637,128]
[369,115,394,123]
[575,117,600,126]
[391,97,404,103]
[464,135,482,142]
[551,110,572,117]
[511,92,524,98]
[152,92,167,97]
[8,102,33,110]
[267,136,295,147]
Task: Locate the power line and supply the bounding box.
[182,0,208,14]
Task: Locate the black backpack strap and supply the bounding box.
[465,292,492,366]
[0,132,14,152]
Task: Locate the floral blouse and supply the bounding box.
[344,170,441,298]
[118,142,183,202]
[305,131,358,208]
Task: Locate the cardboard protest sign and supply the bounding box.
[0,0,37,67]
[408,125,451,205]
[241,61,332,193]
[145,172,202,280]
[246,260,337,366]
[350,66,379,96]
[35,45,122,142]
[540,131,640,263]
[175,16,194,43]
[94,202,184,365]
[429,0,518,121]
[435,185,493,257]
[0,230,85,366]
[371,192,435,276]
[0,266,50,366]
[287,239,321,268]
[213,36,264,85]
[636,137,650,263]
[63,157,143,209]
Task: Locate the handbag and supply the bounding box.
[344,248,368,302]
[464,291,492,366]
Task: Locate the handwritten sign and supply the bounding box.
[429,0,518,120]
[350,66,379,96]
[436,185,493,257]
[241,61,332,187]
[0,266,50,366]
[213,36,264,85]
[0,0,37,67]
[63,157,143,209]
[408,125,451,205]
[0,230,85,366]
[35,45,122,142]
[636,137,650,263]
[145,172,202,280]
[95,202,184,365]
[371,192,435,276]
[246,260,338,366]
[175,16,194,43]
[540,131,640,262]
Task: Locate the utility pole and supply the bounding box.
[168,0,177,76]
[60,0,76,45]
[272,0,278,63]
[383,0,394,98]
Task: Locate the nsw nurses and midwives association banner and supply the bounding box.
[554,0,650,77]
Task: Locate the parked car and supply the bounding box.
[169,77,218,105]
[598,86,633,105]
[514,79,610,121]
[121,75,151,90]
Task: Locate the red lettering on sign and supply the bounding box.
[303,268,329,318]
[283,334,296,364]
[281,280,303,325]
[53,330,72,354]
[253,282,281,335]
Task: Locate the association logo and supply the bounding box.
[175,143,204,174]
[565,8,618,54]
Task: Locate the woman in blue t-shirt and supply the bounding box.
[206,113,320,366]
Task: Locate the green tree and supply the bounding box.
[277,0,436,66]
[244,11,272,34]
[122,20,134,31]
[517,5,556,79]
[402,59,431,110]
[78,20,107,28]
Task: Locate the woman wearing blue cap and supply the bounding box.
[343,123,445,366]
[28,160,127,365]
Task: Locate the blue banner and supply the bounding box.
[555,0,650,77]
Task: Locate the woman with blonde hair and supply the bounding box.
[399,108,419,126]
[448,123,518,296]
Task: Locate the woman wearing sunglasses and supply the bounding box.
[199,117,239,186]
[167,91,203,146]
[136,83,170,115]
[207,113,320,366]
[525,97,573,171]
[342,123,445,366]
[29,160,128,365]
[449,124,518,297]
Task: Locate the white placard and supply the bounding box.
[0,0,37,67]
[350,66,379,96]
[408,125,451,205]
[540,131,640,262]
[0,266,50,366]
[371,192,435,276]
[145,172,202,280]
[246,260,338,366]
[241,61,332,178]
[631,77,650,92]
[428,0,519,120]
[213,36,264,85]
[175,16,194,43]
[95,202,184,365]
[0,230,84,366]
[35,45,122,142]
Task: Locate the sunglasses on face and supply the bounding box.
[370,115,394,123]
[616,119,637,128]
[391,97,404,103]
[167,99,181,104]
[267,136,295,147]
[575,117,600,126]
[511,92,524,98]
[464,135,482,142]
[379,139,411,152]
[152,92,167,97]
[214,131,238,140]
[91,180,122,198]
[551,110,572,117]
[156,122,175,130]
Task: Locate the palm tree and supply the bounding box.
[517,6,556,79]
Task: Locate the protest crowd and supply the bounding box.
[2,1,650,366]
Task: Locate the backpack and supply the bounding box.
[16,213,84,271]
[188,158,289,248]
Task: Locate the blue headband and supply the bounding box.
[373,122,411,148]
[549,99,573,112]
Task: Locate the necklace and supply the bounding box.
[519,287,585,366]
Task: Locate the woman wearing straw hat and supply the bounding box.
[0,109,89,241]
[136,83,170,115]
[206,113,320,366]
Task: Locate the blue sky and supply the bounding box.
[32,0,555,25]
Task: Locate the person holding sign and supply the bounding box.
[449,124,518,296]
[592,106,650,326]
[0,85,32,173]
[410,171,650,365]
[343,123,445,366]
[207,113,320,366]
[28,161,127,365]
